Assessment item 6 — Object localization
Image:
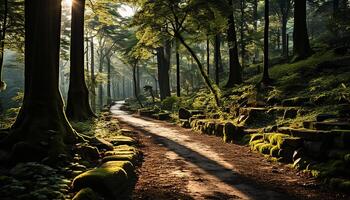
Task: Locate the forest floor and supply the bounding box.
[111,101,349,200]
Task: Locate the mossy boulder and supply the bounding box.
[178,108,192,120]
[101,154,138,164]
[77,144,101,162]
[257,143,274,155]
[72,188,103,200]
[89,137,114,151]
[249,133,264,143]
[72,161,135,199]
[223,122,236,143]
[214,123,224,137]
[110,136,136,146]
[180,119,190,128]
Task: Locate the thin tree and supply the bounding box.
[2,0,81,163]
[261,0,272,84]
[66,0,95,120]
[176,40,181,97]
[0,0,8,91]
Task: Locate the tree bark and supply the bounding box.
[156,42,171,100]
[279,0,291,59]
[90,37,96,112]
[66,0,95,121]
[107,54,111,105]
[240,0,246,68]
[3,0,81,163]
[122,76,125,99]
[0,0,8,91]
[206,36,210,76]
[226,0,242,88]
[214,34,220,85]
[133,62,143,107]
[262,0,272,84]
[253,0,259,62]
[292,0,312,61]
[176,40,180,97]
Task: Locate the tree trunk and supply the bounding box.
[136,65,140,95]
[122,76,125,99]
[280,0,290,59]
[293,0,312,61]
[133,63,143,108]
[176,40,180,97]
[0,0,8,91]
[206,36,210,75]
[66,0,95,121]
[175,32,221,107]
[3,0,81,164]
[253,0,259,63]
[85,36,89,73]
[107,54,111,105]
[90,37,96,112]
[226,0,242,88]
[156,42,171,100]
[240,0,245,68]
[262,0,272,84]
[99,50,104,109]
[214,34,220,85]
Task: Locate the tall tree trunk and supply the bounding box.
[156,42,171,100]
[136,65,140,95]
[122,76,125,99]
[90,37,96,112]
[85,35,89,73]
[133,63,143,107]
[175,32,220,107]
[206,36,210,75]
[253,0,259,63]
[0,0,8,91]
[176,40,180,97]
[280,0,290,59]
[107,54,111,105]
[293,0,312,61]
[262,0,272,84]
[66,0,95,121]
[99,50,104,109]
[240,0,245,68]
[214,34,220,85]
[3,0,80,163]
[226,0,242,88]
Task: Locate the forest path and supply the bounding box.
[111,101,341,200]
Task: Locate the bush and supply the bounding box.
[161,96,178,111]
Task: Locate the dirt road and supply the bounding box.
[111,101,346,200]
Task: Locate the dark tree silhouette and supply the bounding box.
[156,42,171,100]
[293,0,312,61]
[1,0,81,163]
[66,0,95,120]
[226,0,242,88]
[261,0,272,84]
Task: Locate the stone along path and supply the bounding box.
[111,101,344,200]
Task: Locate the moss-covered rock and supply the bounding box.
[223,122,236,143]
[214,123,224,137]
[101,154,138,164]
[249,133,264,143]
[72,161,135,199]
[72,188,103,200]
[77,144,101,162]
[178,108,192,120]
[110,136,136,146]
[270,146,280,157]
[180,119,190,128]
[257,143,274,155]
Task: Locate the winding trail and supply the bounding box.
[111,101,345,200]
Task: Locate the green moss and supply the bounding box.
[257,143,274,155]
[72,188,101,200]
[270,145,280,157]
[265,133,290,145]
[72,161,135,199]
[249,133,263,143]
